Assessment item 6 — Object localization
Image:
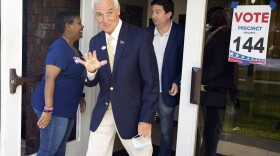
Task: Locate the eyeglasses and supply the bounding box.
[132,134,151,149]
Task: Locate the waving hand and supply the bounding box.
[79,51,107,73]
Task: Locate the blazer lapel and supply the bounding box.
[151,25,156,40]
[97,32,112,78]
[163,22,177,65]
[112,22,128,74]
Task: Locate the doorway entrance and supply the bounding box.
[21,1,95,156]
[22,1,80,154]
[8,0,277,155]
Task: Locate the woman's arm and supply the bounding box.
[37,64,61,129]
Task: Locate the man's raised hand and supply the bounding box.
[79,50,107,73]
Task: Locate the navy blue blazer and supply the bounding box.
[83,22,159,139]
[146,22,184,107]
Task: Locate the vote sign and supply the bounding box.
[228,5,271,65]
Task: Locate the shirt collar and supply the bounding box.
[154,21,173,36]
[106,19,122,41]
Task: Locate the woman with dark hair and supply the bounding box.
[200,9,236,156]
[31,10,85,156]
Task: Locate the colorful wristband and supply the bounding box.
[44,107,53,111]
[43,110,53,113]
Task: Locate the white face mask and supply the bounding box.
[132,134,152,149]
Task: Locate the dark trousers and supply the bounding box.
[200,106,225,156]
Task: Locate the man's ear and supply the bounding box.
[167,11,172,19]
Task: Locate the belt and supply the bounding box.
[201,85,229,94]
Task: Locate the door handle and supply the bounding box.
[10,68,41,94]
[190,67,202,104]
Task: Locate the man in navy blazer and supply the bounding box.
[79,0,159,155]
[146,0,184,155]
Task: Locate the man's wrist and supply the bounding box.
[87,70,97,81]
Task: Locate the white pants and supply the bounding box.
[86,109,153,156]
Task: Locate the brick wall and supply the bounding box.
[23,0,80,154]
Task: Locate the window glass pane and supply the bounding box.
[198,0,280,155]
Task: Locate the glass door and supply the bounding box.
[21,0,96,155]
[198,0,280,155]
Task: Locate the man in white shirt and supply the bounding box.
[146,0,185,155]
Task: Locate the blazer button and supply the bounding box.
[105,102,108,106]
[110,87,114,91]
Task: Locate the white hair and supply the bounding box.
[91,0,119,12]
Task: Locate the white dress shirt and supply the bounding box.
[153,22,172,92]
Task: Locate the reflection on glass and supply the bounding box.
[200,8,236,156]
[199,0,280,156]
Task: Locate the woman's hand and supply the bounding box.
[80,97,86,113]
[37,112,52,129]
[78,51,107,73]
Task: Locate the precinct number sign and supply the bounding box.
[228,5,271,65]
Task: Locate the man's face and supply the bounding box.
[151,4,171,28]
[94,0,120,35]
